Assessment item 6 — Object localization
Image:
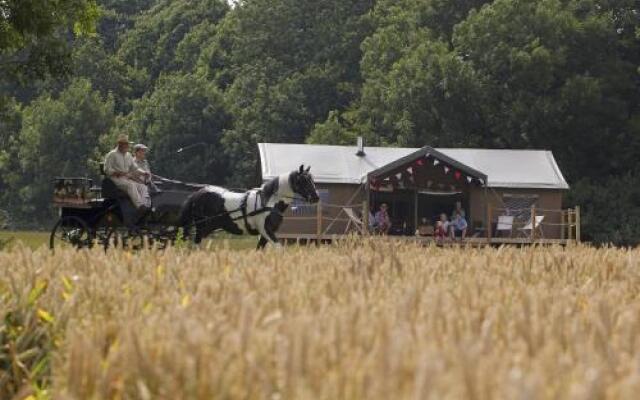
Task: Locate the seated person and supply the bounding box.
[133,143,158,196]
[435,213,449,241]
[103,134,150,211]
[374,203,391,234]
[368,206,378,232]
[416,218,434,237]
[133,143,151,177]
[449,211,468,239]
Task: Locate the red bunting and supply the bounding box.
[454,171,461,180]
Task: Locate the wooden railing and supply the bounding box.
[486,205,581,243]
[283,201,582,244]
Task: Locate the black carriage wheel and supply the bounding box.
[50,216,94,250]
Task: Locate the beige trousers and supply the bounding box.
[111,177,151,208]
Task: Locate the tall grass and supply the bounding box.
[2,241,640,399]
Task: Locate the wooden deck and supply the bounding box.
[278,233,574,246]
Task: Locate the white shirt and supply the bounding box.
[104,148,144,177]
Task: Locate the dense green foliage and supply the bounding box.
[0,0,638,244]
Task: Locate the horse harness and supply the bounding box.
[239,189,270,235]
[189,188,276,233]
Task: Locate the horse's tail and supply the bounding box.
[178,191,198,238]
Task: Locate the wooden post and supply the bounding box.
[560,210,565,240]
[568,209,574,241]
[530,205,536,242]
[413,190,418,236]
[487,205,493,242]
[575,205,581,243]
[362,200,369,236]
[316,201,322,244]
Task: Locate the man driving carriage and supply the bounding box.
[103,134,151,211]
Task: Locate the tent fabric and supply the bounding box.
[367,146,487,183]
[258,143,569,190]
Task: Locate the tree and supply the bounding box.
[0,98,22,218]
[97,0,160,51]
[568,172,640,246]
[453,0,640,180]
[0,0,100,116]
[313,0,490,147]
[14,79,114,221]
[117,0,229,80]
[72,38,149,114]
[118,73,230,184]
[0,0,99,80]
[219,0,375,185]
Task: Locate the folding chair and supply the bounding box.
[343,208,366,235]
[519,215,545,238]
[496,215,514,237]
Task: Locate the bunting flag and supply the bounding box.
[433,159,440,166]
[395,172,402,180]
[406,167,413,174]
[425,152,430,158]
[416,158,424,166]
[454,170,461,180]
[443,166,450,174]
[466,176,473,183]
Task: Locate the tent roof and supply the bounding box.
[258,143,569,190]
[368,145,487,183]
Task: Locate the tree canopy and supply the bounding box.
[0,0,639,244]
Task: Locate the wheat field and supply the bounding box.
[2,241,640,399]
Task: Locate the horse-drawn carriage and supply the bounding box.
[50,171,202,249]
[50,165,320,250]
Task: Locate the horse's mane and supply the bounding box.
[262,175,281,201]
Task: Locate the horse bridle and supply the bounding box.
[290,172,318,203]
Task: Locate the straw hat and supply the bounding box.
[116,134,130,144]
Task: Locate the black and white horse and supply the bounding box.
[179,165,319,248]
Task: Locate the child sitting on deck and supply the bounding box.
[435,213,449,242]
[449,211,468,240]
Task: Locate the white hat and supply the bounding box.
[133,143,149,152]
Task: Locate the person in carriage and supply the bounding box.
[133,143,151,175]
[132,143,158,198]
[103,134,151,213]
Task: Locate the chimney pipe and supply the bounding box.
[356,136,365,157]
